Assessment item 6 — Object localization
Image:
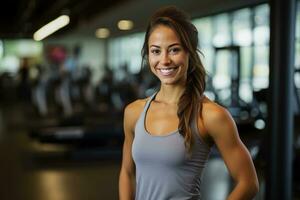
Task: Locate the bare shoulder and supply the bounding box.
[201,96,236,138]
[124,98,147,116]
[124,98,148,131]
[201,96,230,121]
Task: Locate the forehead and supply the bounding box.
[148,25,181,46]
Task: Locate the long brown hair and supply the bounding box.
[141,6,206,152]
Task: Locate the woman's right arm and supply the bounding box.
[119,101,142,200]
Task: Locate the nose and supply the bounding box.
[161,52,171,65]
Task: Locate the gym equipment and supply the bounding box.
[212,45,264,132]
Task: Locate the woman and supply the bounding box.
[119,6,259,200]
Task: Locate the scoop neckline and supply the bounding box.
[143,93,179,138]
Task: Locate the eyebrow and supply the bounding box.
[149,43,181,48]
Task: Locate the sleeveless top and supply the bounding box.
[132,93,212,200]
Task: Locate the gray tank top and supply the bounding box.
[132,93,212,200]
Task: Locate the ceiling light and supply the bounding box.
[95,28,110,39]
[117,20,134,30]
[33,15,70,41]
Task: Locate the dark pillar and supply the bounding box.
[266,0,296,199]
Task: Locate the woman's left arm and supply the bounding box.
[203,104,259,200]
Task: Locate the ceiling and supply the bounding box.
[72,0,266,38]
[0,0,265,40]
[0,0,129,39]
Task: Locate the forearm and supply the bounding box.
[227,181,258,200]
[119,170,136,200]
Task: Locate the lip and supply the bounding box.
[156,66,179,76]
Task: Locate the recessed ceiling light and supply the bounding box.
[95,28,110,38]
[117,20,134,30]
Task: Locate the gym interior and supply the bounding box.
[0,0,299,199]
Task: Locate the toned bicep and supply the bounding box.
[207,108,257,184]
[120,107,136,175]
[217,137,255,184]
[119,104,140,200]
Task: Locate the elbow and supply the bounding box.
[247,170,260,197]
[248,178,259,198]
[253,179,259,195]
[253,173,260,193]
[239,178,259,199]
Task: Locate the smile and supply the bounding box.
[157,67,178,76]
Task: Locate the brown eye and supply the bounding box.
[169,47,181,54]
[150,49,160,55]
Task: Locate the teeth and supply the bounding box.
[158,67,176,76]
[160,68,174,72]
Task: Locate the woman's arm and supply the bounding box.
[203,102,259,200]
[119,100,145,200]
[119,103,136,200]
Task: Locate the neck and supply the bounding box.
[156,84,185,104]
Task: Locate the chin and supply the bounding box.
[160,78,182,85]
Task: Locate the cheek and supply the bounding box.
[148,57,157,69]
[176,54,189,69]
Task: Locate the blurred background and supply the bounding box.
[0,0,299,199]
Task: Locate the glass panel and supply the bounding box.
[213,50,231,103]
[0,40,3,59]
[254,4,270,45]
[296,1,300,39]
[251,3,270,90]
[125,33,144,74]
[201,47,214,75]
[254,4,270,27]
[108,32,144,75]
[253,26,269,45]
[295,29,300,88]
[0,55,20,74]
[193,17,214,74]
[0,40,42,74]
[108,38,120,70]
[193,17,213,47]
[240,46,253,102]
[253,46,269,89]
[232,8,252,46]
[212,14,231,47]
[4,39,42,57]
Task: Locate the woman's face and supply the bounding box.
[148,25,189,85]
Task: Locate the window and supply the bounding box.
[0,40,3,59]
[193,17,214,74]
[295,1,300,88]
[232,8,252,46]
[108,32,144,75]
[212,13,231,47]
[194,4,270,103]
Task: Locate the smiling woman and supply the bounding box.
[148,25,189,85]
[119,6,259,200]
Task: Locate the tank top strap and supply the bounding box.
[142,92,158,114]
